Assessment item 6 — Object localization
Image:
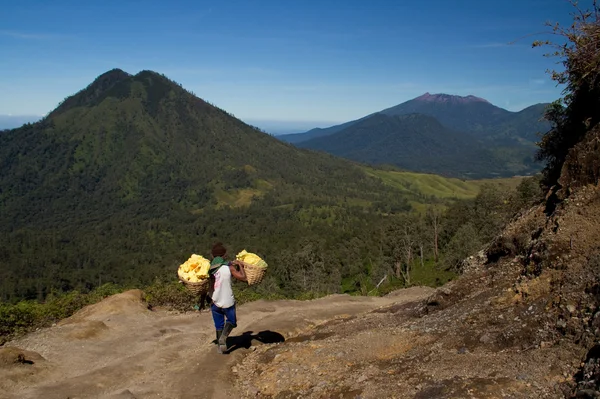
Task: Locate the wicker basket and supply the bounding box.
[180,278,209,295]
[244,263,267,286]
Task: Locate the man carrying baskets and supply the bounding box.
[208,242,248,354]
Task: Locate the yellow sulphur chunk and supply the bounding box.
[178,254,211,280]
[236,250,268,269]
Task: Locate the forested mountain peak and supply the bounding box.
[49,68,132,117]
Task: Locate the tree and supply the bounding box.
[534,1,600,189]
[427,207,443,262]
[513,175,544,209]
[385,214,426,286]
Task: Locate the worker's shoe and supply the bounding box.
[215,330,223,353]
[218,322,235,353]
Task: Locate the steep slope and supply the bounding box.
[0,69,409,302]
[297,113,506,178]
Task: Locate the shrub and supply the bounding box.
[144,279,197,312]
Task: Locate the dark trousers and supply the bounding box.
[211,303,237,330]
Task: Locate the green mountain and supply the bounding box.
[0,69,411,302]
[279,93,550,176]
[297,113,507,178]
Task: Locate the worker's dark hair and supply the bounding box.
[211,242,227,257]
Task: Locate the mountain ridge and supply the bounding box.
[279,93,548,144]
[280,93,550,177]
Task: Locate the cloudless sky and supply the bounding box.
[0,0,578,128]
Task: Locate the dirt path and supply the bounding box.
[0,287,433,399]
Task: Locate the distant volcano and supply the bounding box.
[414,92,490,104]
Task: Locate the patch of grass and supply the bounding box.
[410,259,457,287]
[214,188,264,208]
[364,167,524,204]
[144,280,199,312]
[254,178,274,190]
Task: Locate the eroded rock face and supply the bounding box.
[559,124,600,194]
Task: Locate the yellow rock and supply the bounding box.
[236,250,268,268]
[177,254,210,281]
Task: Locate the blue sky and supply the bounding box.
[0,0,577,129]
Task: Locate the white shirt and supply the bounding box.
[211,265,235,308]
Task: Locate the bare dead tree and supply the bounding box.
[427,207,443,263]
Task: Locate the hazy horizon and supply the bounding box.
[1,0,575,123]
[0,91,550,134]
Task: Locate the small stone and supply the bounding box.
[457,347,468,354]
[479,334,493,344]
[232,366,238,373]
[567,305,577,313]
[247,385,260,396]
